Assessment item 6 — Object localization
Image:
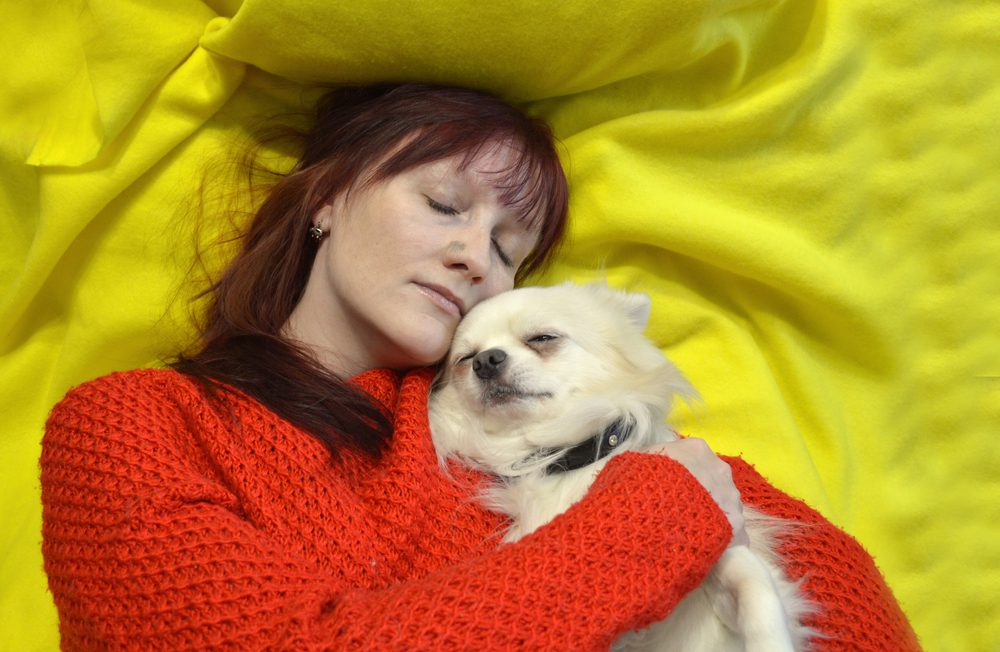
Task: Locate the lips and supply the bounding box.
[415,282,466,317]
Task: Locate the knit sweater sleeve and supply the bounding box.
[40,373,732,651]
[330,452,727,649]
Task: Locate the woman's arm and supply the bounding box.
[41,378,731,651]
[726,456,922,651]
[328,453,730,649]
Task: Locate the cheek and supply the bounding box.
[483,272,516,300]
[463,274,515,314]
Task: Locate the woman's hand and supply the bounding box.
[644,438,749,547]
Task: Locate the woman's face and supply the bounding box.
[286,145,542,376]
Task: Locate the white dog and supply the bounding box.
[430,283,816,651]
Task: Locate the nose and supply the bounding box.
[472,348,507,380]
[444,225,492,283]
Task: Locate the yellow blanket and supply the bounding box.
[2,1,997,649]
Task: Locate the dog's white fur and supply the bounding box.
[430,283,817,651]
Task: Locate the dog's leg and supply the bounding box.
[705,545,796,652]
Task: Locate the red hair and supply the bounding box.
[172,83,569,457]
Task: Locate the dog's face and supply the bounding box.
[433,284,675,437]
[430,283,692,471]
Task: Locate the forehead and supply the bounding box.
[416,145,519,190]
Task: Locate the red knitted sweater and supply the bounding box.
[41,367,919,651]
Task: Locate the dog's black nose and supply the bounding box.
[472,348,507,380]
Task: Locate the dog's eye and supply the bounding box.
[453,352,475,366]
[525,333,562,356]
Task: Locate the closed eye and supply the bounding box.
[453,351,475,366]
[427,196,459,216]
[525,332,563,356]
[492,238,513,268]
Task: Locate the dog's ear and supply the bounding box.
[584,283,652,330]
[618,291,652,330]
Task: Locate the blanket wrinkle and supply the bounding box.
[2,1,226,167]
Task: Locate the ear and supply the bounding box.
[583,283,652,330]
[313,204,335,231]
[617,290,652,330]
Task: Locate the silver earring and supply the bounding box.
[308,224,325,241]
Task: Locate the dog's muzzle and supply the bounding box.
[473,348,507,380]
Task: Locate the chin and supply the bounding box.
[377,291,466,368]
[385,327,453,369]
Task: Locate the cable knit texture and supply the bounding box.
[41,367,919,650]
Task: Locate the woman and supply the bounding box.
[40,83,918,650]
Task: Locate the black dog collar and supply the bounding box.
[543,418,634,474]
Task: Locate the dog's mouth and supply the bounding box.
[479,381,553,407]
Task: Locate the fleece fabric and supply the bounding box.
[40,367,918,650]
[1,1,997,649]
